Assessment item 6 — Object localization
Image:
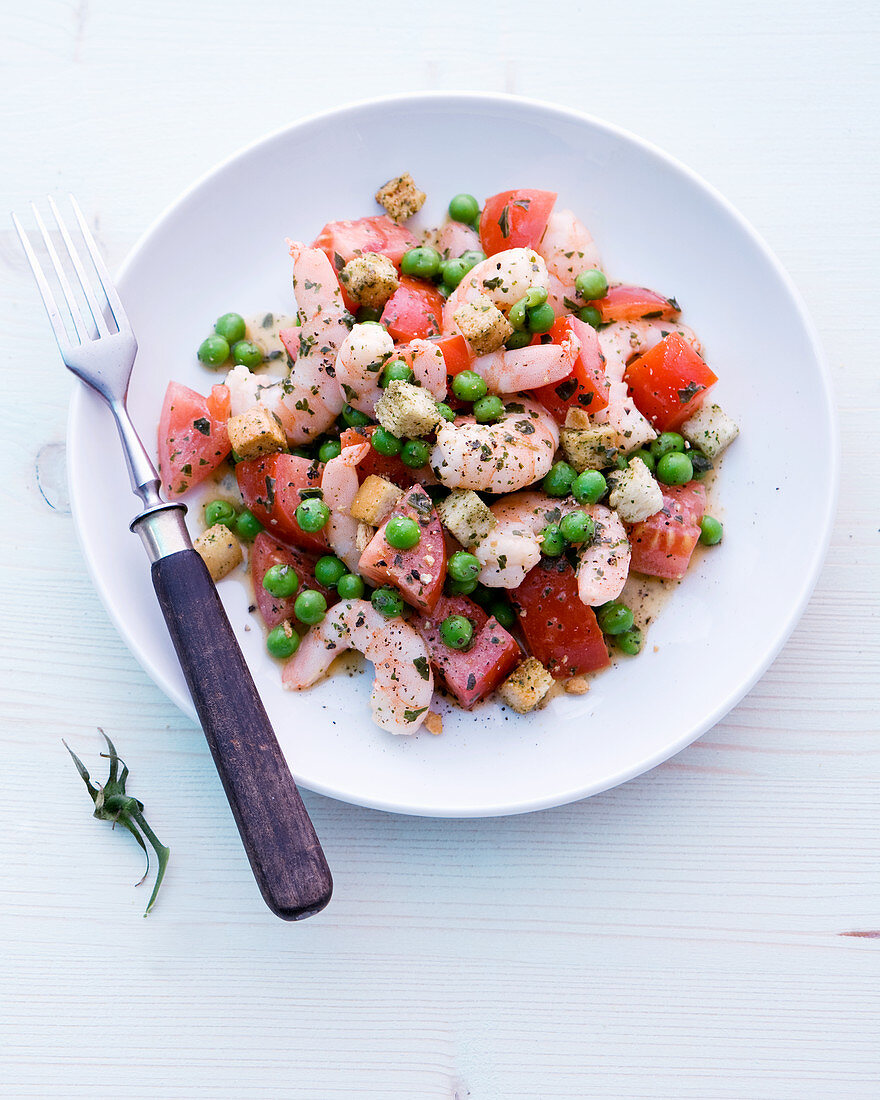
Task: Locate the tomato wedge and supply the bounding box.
[339,426,431,488]
[380,277,445,342]
[358,485,446,613]
[250,532,335,629]
[593,284,681,323]
[236,453,326,554]
[512,557,610,678]
[479,189,556,256]
[629,483,707,580]
[158,381,231,497]
[413,595,521,709]
[430,333,474,378]
[624,332,718,430]
[532,316,609,421]
[312,215,418,270]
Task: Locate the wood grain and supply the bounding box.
[1,0,878,1096]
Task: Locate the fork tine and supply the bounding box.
[12,213,77,352]
[68,195,130,333]
[47,196,112,338]
[28,204,91,344]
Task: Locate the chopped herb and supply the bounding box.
[404,706,428,723]
[678,381,704,404]
[497,205,511,238]
[482,276,503,291]
[193,417,211,436]
[413,657,430,681]
[261,312,274,328]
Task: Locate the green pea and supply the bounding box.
[441,257,470,290]
[473,395,504,423]
[489,599,516,629]
[460,250,485,270]
[542,461,576,498]
[295,498,330,532]
[386,516,421,550]
[597,602,634,636]
[262,564,300,599]
[234,508,263,541]
[266,622,300,658]
[559,510,595,544]
[540,523,565,557]
[572,469,608,505]
[574,269,608,301]
[371,427,403,456]
[380,361,414,388]
[215,312,247,344]
[616,628,643,656]
[314,555,347,587]
[470,584,494,608]
[341,403,371,428]
[400,439,430,468]
[371,586,404,618]
[448,551,481,584]
[699,516,723,546]
[336,573,365,599]
[629,448,656,473]
[294,589,328,625]
[318,439,342,463]
[525,286,548,308]
[448,193,480,224]
[527,302,556,334]
[436,402,456,422]
[446,576,478,596]
[356,306,383,324]
[197,334,230,367]
[451,370,488,402]
[650,432,686,460]
[508,297,529,331]
[204,499,236,527]
[656,451,694,486]
[577,305,602,328]
[401,246,442,279]
[504,331,532,350]
[439,615,473,650]
[232,340,264,369]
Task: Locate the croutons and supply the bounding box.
[355,522,376,553]
[374,379,441,439]
[453,294,514,355]
[374,173,426,223]
[608,456,663,523]
[681,402,739,459]
[564,676,590,695]
[338,253,399,309]
[437,489,496,548]
[350,474,403,527]
[424,711,443,736]
[193,524,242,582]
[560,424,619,472]
[226,405,287,461]
[497,657,554,714]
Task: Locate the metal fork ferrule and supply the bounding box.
[130,503,192,563]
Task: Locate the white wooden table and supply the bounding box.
[3,1,878,1096]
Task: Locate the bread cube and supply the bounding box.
[194,524,242,582]
[226,405,287,461]
[560,424,619,471]
[375,379,441,439]
[339,253,399,309]
[681,402,739,459]
[437,489,496,548]
[355,522,376,553]
[374,173,426,223]
[564,408,594,430]
[350,475,402,526]
[497,658,554,714]
[424,711,443,736]
[453,294,514,355]
[608,456,664,523]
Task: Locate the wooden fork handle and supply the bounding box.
[150,548,332,920]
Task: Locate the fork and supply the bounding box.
[15,196,332,920]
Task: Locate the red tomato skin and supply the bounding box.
[624,333,718,430]
[339,427,432,488]
[380,277,445,342]
[278,328,300,362]
[413,595,521,709]
[532,316,610,421]
[512,557,610,678]
[250,532,335,629]
[593,284,681,323]
[358,485,446,613]
[629,483,707,580]
[236,453,327,554]
[312,215,418,269]
[479,189,557,256]
[430,333,474,378]
[158,381,231,497]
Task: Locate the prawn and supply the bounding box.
[472,330,580,393]
[443,248,550,330]
[538,209,603,288]
[281,600,434,735]
[336,326,448,416]
[430,398,559,493]
[321,441,370,571]
[436,220,481,258]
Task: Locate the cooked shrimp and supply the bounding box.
[281,600,434,734]
[437,220,481,258]
[406,339,448,401]
[322,441,370,571]
[443,248,550,329]
[472,330,580,393]
[538,209,603,287]
[576,505,630,606]
[431,398,559,493]
[335,322,395,416]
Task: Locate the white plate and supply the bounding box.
[68,93,837,818]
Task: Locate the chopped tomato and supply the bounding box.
[158,381,231,497]
[624,333,718,430]
[593,284,681,323]
[479,189,556,256]
[629,483,707,580]
[236,453,326,554]
[512,557,610,678]
[358,485,446,613]
[430,333,474,378]
[380,277,445,342]
[532,316,609,421]
[339,426,431,488]
[413,595,521,709]
[250,532,335,629]
[312,215,418,270]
